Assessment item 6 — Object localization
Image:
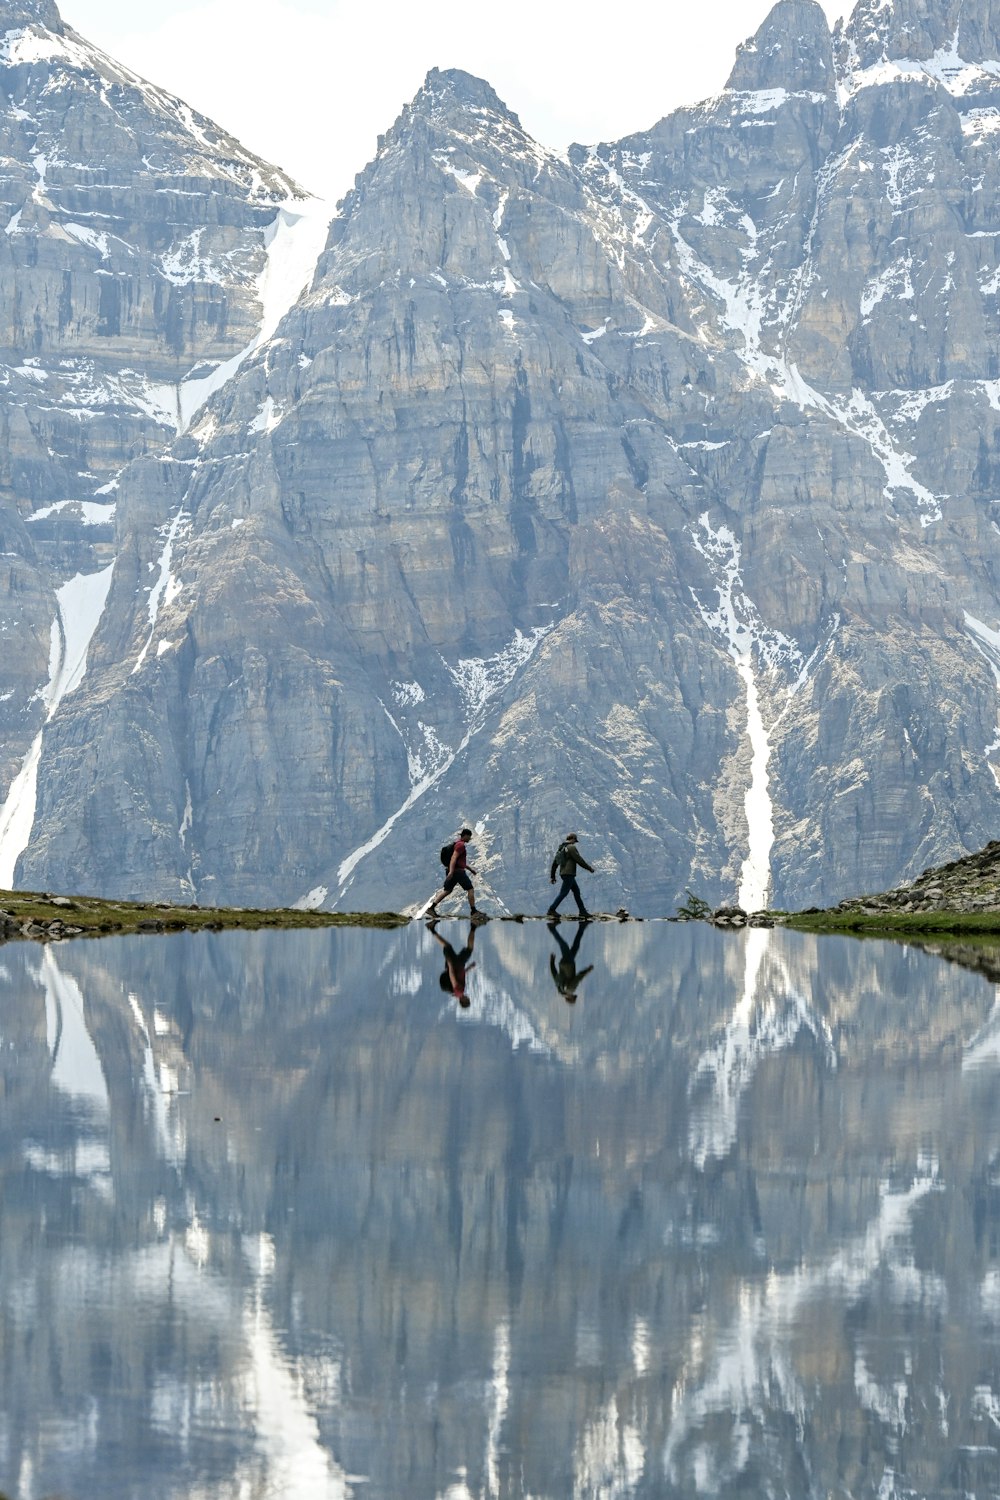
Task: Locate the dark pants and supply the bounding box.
[548,875,589,917]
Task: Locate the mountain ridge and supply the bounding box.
[6,0,1000,914]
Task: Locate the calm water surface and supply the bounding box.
[2,920,1000,1499]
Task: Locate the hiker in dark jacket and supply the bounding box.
[426,827,478,919]
[547,833,594,919]
[548,919,593,1003]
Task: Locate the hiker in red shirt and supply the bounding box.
[425,827,478,919]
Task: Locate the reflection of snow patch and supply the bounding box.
[688,929,836,1166]
[664,1168,940,1487]
[453,970,550,1056]
[41,947,109,1112]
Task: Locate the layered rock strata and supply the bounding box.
[0,0,325,878]
[11,0,1000,914]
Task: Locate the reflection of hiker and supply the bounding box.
[429,921,476,1007]
[548,919,593,1004]
[426,827,478,919]
[547,833,594,919]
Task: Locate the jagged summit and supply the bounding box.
[8,0,1000,922]
[417,66,522,126]
[842,0,1000,70]
[0,0,61,30]
[727,0,836,94]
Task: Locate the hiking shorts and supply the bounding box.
[443,869,473,894]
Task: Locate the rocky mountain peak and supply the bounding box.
[842,0,1000,71]
[726,0,836,95]
[0,0,62,31]
[402,66,523,134]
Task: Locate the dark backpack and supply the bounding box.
[440,841,456,868]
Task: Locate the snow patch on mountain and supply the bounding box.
[0,562,114,885]
[690,517,786,909]
[152,196,330,435]
[331,627,551,903]
[133,509,189,674]
[448,627,552,728]
[963,613,1000,773]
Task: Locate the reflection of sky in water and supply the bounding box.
[0,923,999,1499]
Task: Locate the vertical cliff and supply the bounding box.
[10,0,1000,913]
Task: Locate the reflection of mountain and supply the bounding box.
[1,924,1000,1497]
[688,928,837,1167]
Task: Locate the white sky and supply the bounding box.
[60,0,857,205]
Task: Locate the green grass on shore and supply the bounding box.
[0,888,408,938]
[782,909,1000,937]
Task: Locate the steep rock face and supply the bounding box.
[13,0,1000,913]
[842,0,1000,68]
[0,0,319,869]
[728,0,837,93]
[21,68,747,908]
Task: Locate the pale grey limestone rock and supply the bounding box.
[0,0,308,827]
[14,3,1000,916]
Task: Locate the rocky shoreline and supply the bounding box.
[777,840,1000,936]
[0,890,408,942]
[7,840,1000,945]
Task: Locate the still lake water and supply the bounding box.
[2,919,1000,1499]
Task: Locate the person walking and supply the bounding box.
[547,833,594,919]
[425,827,478,919]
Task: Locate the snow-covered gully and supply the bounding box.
[689,516,777,912]
[154,196,331,435]
[327,628,552,910]
[0,564,114,885]
[690,515,840,912]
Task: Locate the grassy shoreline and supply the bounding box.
[780,909,1000,937]
[6,886,1000,945]
[0,887,408,938]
